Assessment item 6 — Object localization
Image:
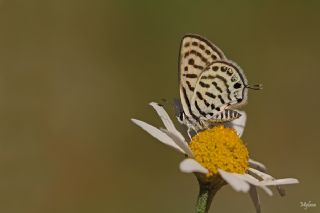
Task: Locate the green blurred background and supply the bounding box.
[0,0,319,212]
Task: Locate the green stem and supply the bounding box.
[195,178,224,213]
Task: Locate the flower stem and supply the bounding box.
[195,178,224,213]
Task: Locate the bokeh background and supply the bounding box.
[0,0,319,212]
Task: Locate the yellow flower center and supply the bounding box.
[189,125,249,177]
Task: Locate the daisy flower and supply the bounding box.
[131,102,299,213]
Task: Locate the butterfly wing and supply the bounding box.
[190,61,248,121]
[179,34,226,120]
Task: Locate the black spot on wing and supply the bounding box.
[199,74,232,100]
[205,92,216,99]
[218,95,225,104]
[182,35,225,59]
[199,81,210,88]
[186,81,195,91]
[203,66,210,71]
[212,82,223,93]
[195,101,207,117]
[234,82,242,89]
[221,66,227,72]
[192,41,198,46]
[231,76,237,82]
[182,87,198,120]
[203,99,210,107]
[214,75,228,86]
[184,50,209,65]
[212,66,219,71]
[193,64,204,70]
[227,69,233,76]
[214,75,232,101]
[183,74,198,78]
[196,92,203,100]
[211,55,217,60]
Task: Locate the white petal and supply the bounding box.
[248,168,299,194]
[249,186,261,213]
[149,102,176,133]
[240,174,273,196]
[149,102,192,156]
[161,128,193,157]
[179,158,208,174]
[260,178,299,186]
[238,173,261,185]
[131,119,186,154]
[149,102,186,141]
[249,159,267,172]
[228,110,247,137]
[248,168,274,181]
[218,169,250,193]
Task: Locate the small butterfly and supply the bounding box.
[177,34,261,131]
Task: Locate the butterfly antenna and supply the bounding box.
[245,84,263,90]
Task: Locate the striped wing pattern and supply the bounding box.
[190,61,248,120]
[179,34,225,120]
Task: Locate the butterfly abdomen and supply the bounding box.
[210,109,241,122]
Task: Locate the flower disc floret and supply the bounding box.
[190,125,249,177]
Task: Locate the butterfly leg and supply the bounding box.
[187,123,200,139]
[187,128,193,140]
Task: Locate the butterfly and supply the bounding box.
[177,34,261,131]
